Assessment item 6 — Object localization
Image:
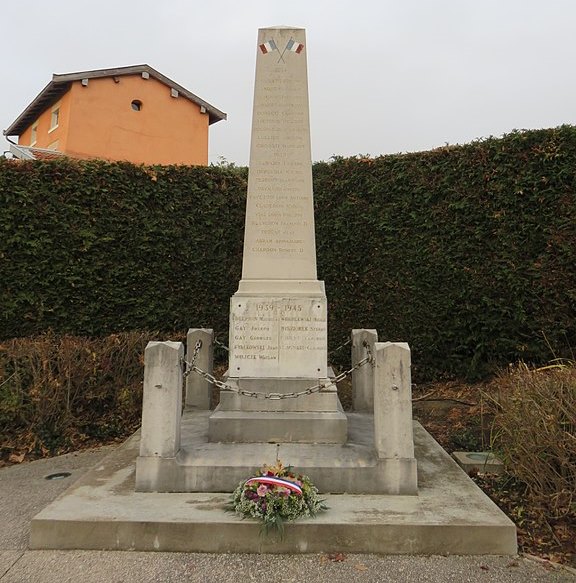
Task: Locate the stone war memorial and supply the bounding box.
[29,27,517,555]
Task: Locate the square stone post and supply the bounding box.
[351,329,378,411]
[373,341,417,494]
[185,328,214,409]
[139,341,183,458]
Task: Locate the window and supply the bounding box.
[30,123,38,146]
[50,106,60,131]
[47,140,59,151]
[131,100,142,111]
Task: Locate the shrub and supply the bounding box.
[488,362,576,517]
[1,126,575,379]
[0,331,177,459]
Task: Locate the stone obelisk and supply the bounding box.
[208,26,347,443]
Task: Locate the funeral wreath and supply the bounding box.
[228,460,328,535]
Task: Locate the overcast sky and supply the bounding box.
[2,0,575,165]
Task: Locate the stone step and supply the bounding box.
[29,415,517,555]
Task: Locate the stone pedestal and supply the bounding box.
[373,342,417,494]
[138,341,183,458]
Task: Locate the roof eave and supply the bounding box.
[3,64,226,136]
[52,64,227,124]
[4,80,71,137]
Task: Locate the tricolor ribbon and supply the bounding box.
[245,475,303,495]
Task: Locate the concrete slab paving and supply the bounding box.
[0,446,116,550]
[0,551,23,579]
[29,417,517,555]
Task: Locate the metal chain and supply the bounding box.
[213,338,229,352]
[182,340,373,400]
[327,338,352,357]
[182,339,203,377]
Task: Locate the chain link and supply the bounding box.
[182,340,373,400]
[327,338,352,357]
[213,338,229,352]
[182,339,203,378]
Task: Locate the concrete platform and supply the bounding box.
[136,411,416,494]
[29,416,517,555]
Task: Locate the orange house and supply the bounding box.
[4,64,226,165]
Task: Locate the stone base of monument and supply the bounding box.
[137,338,419,494]
[136,411,415,494]
[208,374,348,443]
[208,408,349,444]
[29,414,517,555]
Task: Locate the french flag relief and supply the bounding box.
[259,39,277,54]
[286,39,304,54]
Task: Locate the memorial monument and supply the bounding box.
[134,26,418,495]
[27,28,517,557]
[208,26,347,444]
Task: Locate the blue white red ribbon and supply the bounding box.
[245,475,303,495]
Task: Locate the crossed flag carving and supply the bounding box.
[259,38,304,62]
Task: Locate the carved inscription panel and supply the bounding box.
[229,296,327,378]
[241,27,317,280]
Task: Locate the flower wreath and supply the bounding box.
[227,460,327,535]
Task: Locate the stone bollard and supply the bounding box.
[139,341,183,458]
[373,342,415,460]
[351,329,378,411]
[185,328,214,409]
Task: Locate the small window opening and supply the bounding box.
[30,123,38,146]
[131,100,142,111]
[50,107,60,130]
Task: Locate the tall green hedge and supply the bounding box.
[0,161,246,339]
[1,126,575,379]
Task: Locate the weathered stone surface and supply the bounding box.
[351,328,378,411]
[138,342,183,458]
[208,409,347,444]
[209,26,347,443]
[217,377,339,412]
[372,341,417,493]
[229,297,327,378]
[31,416,517,555]
[240,27,317,284]
[452,451,505,475]
[185,329,213,409]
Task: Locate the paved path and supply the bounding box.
[1,447,574,582]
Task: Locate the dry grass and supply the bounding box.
[0,331,178,462]
[486,362,576,518]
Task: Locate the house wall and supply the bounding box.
[18,92,72,152]
[19,74,211,165]
[64,75,209,165]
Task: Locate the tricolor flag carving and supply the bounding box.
[259,39,278,54]
[285,39,304,54]
[245,475,303,495]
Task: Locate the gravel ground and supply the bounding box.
[1,550,574,583]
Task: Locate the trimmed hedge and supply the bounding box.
[1,126,575,379]
[316,127,576,378]
[0,161,246,339]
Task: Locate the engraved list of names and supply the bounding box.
[241,27,318,281]
[229,297,327,378]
